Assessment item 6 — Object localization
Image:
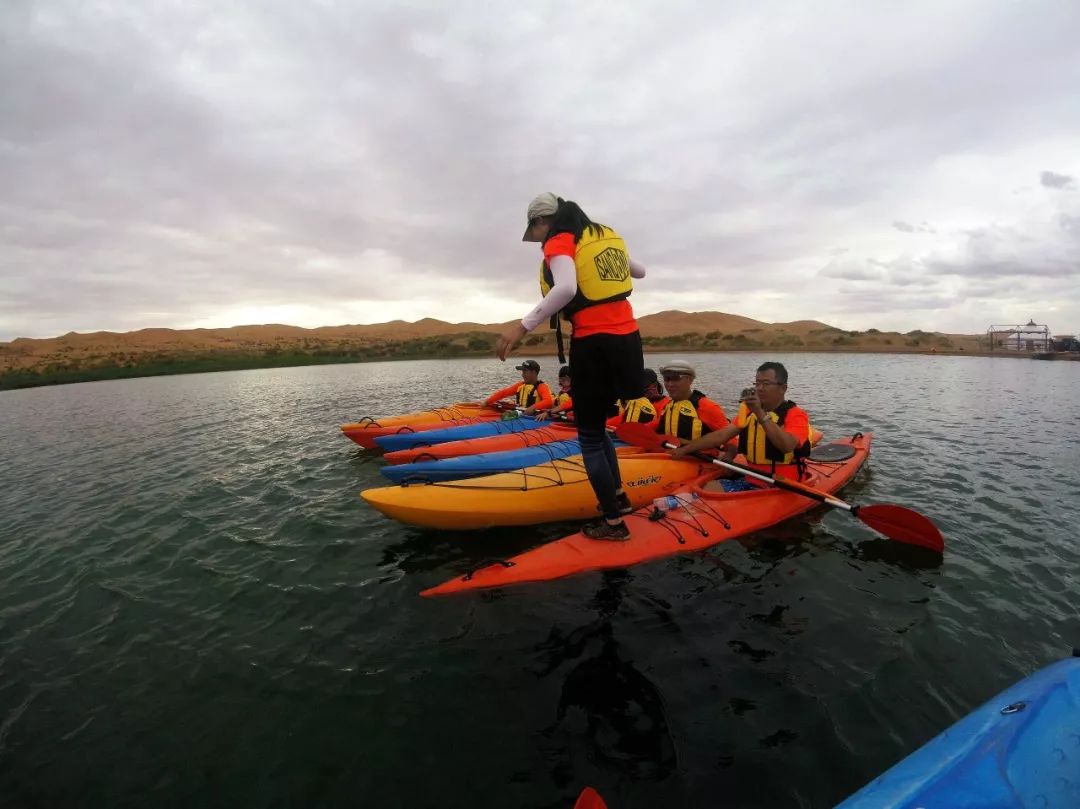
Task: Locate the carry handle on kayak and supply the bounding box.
[615,423,944,553]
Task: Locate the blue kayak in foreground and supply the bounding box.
[838,655,1080,808]
[380,437,599,483]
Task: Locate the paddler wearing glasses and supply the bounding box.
[670,361,813,480]
[655,359,730,440]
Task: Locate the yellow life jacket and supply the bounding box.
[538,225,633,320]
[516,383,543,408]
[737,400,812,469]
[660,391,709,441]
[553,391,572,408]
[619,396,656,424]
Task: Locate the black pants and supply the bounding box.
[570,331,645,520]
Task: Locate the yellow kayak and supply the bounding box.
[360,451,715,530]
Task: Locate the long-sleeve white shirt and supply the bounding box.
[521,256,646,332]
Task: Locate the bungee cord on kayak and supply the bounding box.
[348,362,945,573]
[615,422,945,553]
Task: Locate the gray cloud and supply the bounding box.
[832,287,959,315]
[817,259,887,282]
[893,221,937,234]
[811,210,1080,331]
[1041,170,1076,189]
[2,1,1080,339]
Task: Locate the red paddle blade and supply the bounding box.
[614,421,677,452]
[856,504,944,553]
[573,787,608,809]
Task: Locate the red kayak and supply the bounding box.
[383,422,579,464]
[421,433,872,596]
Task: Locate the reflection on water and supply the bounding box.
[844,536,946,571]
[1,355,1078,807]
[544,621,677,781]
[534,572,677,788]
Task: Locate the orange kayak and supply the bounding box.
[341,402,500,449]
[383,422,579,464]
[361,451,715,530]
[421,433,872,596]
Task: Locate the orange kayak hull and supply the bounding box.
[421,433,872,596]
[361,452,715,530]
[341,403,498,449]
[383,422,579,465]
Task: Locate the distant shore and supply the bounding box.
[5,311,1066,391]
[1,344,1063,392]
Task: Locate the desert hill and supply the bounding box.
[0,311,984,390]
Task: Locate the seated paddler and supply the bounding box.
[535,365,573,420]
[653,359,729,441]
[484,359,554,414]
[670,361,812,481]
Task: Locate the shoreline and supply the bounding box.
[9,311,1048,390]
[2,345,1068,392]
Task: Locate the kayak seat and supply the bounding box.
[809,443,857,463]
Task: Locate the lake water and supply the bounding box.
[1,352,1078,808]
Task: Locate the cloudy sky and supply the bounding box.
[2,0,1079,341]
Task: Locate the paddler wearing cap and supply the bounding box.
[495,193,647,541]
[535,365,573,421]
[484,359,554,414]
[670,361,813,481]
[605,368,669,429]
[655,359,730,440]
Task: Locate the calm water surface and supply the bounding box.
[1,353,1078,808]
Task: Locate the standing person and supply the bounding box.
[496,193,646,540]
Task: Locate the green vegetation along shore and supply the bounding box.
[0,323,996,392]
[0,332,499,391]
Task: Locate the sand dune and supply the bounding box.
[0,311,984,375]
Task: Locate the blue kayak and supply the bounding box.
[380,437,620,483]
[373,415,545,452]
[838,655,1080,808]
